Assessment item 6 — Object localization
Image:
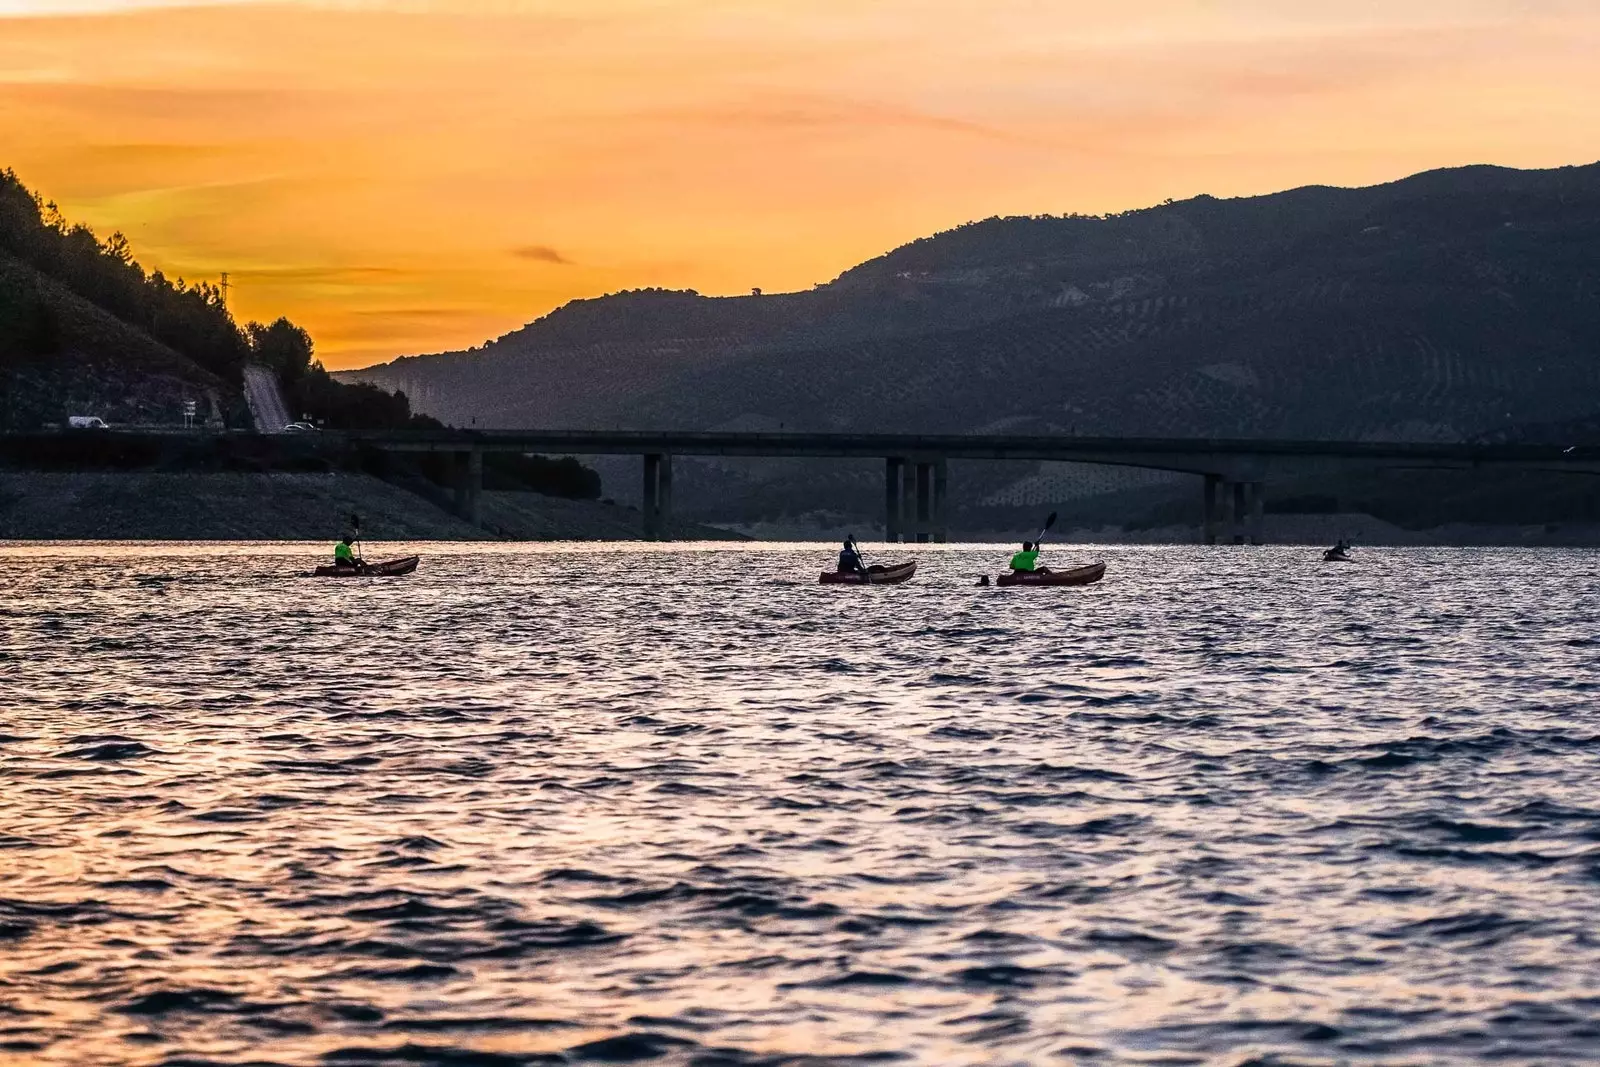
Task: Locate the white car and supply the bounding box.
[283,422,319,433]
[67,416,110,430]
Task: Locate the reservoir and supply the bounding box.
[2,542,1597,1065]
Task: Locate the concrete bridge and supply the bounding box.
[339,429,1600,543]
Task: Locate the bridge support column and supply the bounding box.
[1231,481,1248,545]
[1248,482,1266,545]
[658,454,674,540]
[914,462,933,543]
[453,449,482,527]
[884,457,905,542]
[642,453,662,540]
[1203,474,1222,545]
[932,458,949,543]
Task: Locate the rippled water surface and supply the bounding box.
[4,541,1600,1066]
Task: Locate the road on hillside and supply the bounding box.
[241,364,290,433]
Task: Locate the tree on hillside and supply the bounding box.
[0,168,249,376]
[244,314,428,429]
[0,265,56,364]
[247,317,315,382]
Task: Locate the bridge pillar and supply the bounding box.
[1231,481,1248,544]
[642,453,661,540]
[1249,482,1266,545]
[932,458,949,543]
[914,462,933,543]
[658,453,674,541]
[640,453,675,540]
[884,457,905,542]
[1203,474,1222,545]
[904,461,917,539]
[453,449,483,527]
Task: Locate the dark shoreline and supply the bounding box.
[0,470,740,541]
[3,470,1596,545]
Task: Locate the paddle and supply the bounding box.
[996,511,1058,582]
[349,512,364,569]
[1018,511,1058,578]
[846,534,871,583]
[1034,511,1059,546]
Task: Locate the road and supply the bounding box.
[241,364,290,434]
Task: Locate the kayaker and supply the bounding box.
[333,537,363,569]
[1323,538,1352,562]
[837,540,866,575]
[1009,541,1049,575]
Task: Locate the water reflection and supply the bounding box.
[1,542,1598,1065]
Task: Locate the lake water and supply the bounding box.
[2,542,1599,1067]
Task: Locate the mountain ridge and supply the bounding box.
[342,159,1600,445]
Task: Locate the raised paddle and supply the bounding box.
[994,511,1059,583]
[1020,511,1059,577]
[349,511,364,569]
[1034,511,1059,545]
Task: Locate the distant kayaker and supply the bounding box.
[1323,538,1352,562]
[1009,542,1049,575]
[838,540,866,575]
[333,537,363,568]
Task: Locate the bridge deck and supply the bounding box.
[337,430,1600,475]
[12,428,1598,542]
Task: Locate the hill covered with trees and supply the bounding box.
[347,161,1600,444]
[0,168,430,432]
[339,162,1600,531]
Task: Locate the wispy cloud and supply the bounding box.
[510,245,573,266]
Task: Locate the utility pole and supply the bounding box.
[219,272,231,309]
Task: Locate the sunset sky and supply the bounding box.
[2,1,1597,368]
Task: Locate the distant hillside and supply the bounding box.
[345,161,1600,444]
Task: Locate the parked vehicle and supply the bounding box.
[283,422,319,433]
[66,416,109,430]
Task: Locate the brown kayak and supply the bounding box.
[819,560,917,585]
[996,561,1105,587]
[313,555,419,578]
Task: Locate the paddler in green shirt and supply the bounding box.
[333,536,362,568]
[1008,541,1049,575]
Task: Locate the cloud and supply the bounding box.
[510,245,573,266]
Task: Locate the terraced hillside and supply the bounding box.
[625,236,1600,442]
[345,161,1600,444]
[339,162,1600,529]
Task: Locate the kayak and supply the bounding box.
[1323,553,1353,563]
[313,555,420,578]
[995,561,1106,587]
[819,560,917,585]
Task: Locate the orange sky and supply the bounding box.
[1,1,1597,368]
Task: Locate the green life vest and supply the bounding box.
[1009,549,1039,571]
[334,542,354,562]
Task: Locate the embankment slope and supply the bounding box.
[0,471,738,541]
